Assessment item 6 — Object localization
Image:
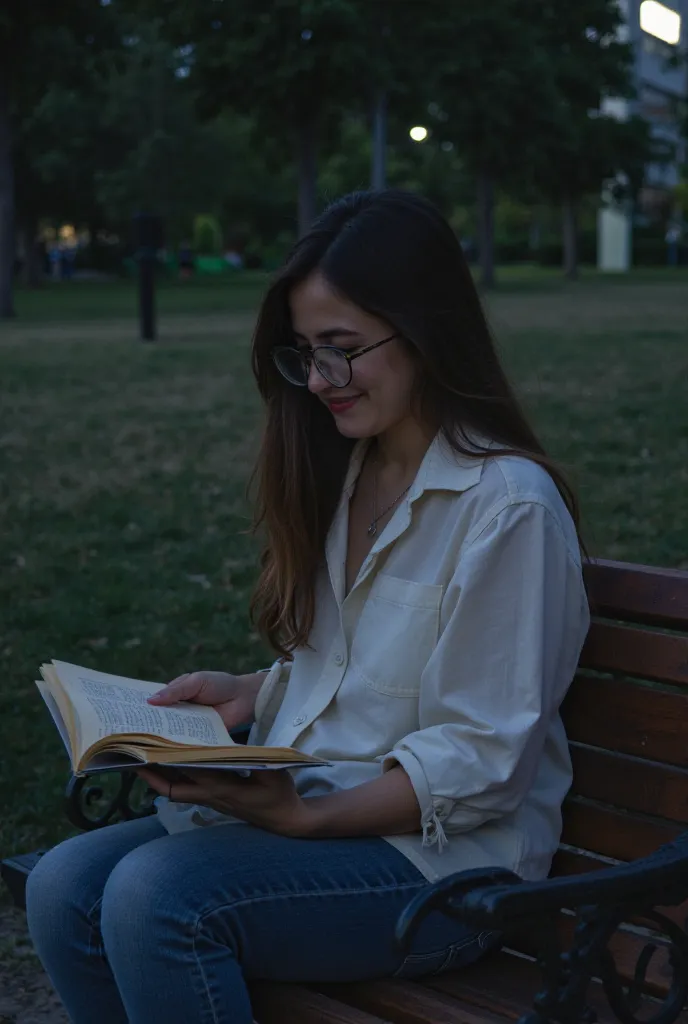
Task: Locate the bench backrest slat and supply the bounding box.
[558,560,688,898]
[584,559,688,630]
[562,674,688,766]
[580,621,688,687]
[511,558,688,1005]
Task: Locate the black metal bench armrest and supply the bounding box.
[397,832,688,944]
[397,833,688,1024]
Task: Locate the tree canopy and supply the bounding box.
[0,0,671,315]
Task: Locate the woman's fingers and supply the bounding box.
[148,670,237,706]
[147,672,202,704]
[136,769,201,804]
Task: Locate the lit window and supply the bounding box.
[639,1,681,45]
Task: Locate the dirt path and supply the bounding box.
[0,905,67,1024]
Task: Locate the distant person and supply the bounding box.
[224,248,244,269]
[61,246,76,281]
[665,223,681,267]
[26,190,590,1023]
[36,238,49,278]
[178,242,195,279]
[49,244,61,281]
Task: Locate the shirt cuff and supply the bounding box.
[382,747,449,853]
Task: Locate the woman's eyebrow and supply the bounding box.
[293,328,363,342]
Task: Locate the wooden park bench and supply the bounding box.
[4,557,688,1024]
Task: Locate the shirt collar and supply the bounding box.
[344,430,489,500]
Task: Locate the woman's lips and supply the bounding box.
[327,396,361,414]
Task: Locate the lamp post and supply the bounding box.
[133,213,163,342]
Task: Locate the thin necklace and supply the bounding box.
[367,453,412,537]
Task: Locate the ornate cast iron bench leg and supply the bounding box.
[397,834,688,1024]
[64,771,156,831]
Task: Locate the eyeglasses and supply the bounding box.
[272,333,398,388]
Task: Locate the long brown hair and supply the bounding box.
[250,189,581,657]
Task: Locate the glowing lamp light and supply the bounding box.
[640,1,681,44]
[409,126,428,142]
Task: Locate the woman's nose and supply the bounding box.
[307,358,330,393]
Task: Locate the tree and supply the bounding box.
[92,19,239,243]
[425,0,564,288]
[532,0,646,278]
[133,0,470,236]
[0,53,13,316]
[0,3,111,316]
[134,0,373,237]
[536,115,654,278]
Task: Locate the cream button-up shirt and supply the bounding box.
[158,434,590,884]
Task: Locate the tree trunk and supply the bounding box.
[371,88,387,190]
[528,213,542,254]
[562,196,578,280]
[476,170,496,289]
[88,218,101,271]
[0,69,15,318]
[21,214,43,288]
[296,111,318,238]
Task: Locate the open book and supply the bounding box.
[37,660,328,776]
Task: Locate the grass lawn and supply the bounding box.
[1,268,687,861]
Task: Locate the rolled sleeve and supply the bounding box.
[382,498,588,849]
[250,658,293,744]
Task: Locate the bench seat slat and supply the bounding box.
[428,950,613,1023]
[250,984,392,1024]
[429,948,688,1024]
[584,560,688,630]
[569,744,688,824]
[562,675,688,766]
[317,978,507,1024]
[580,621,688,687]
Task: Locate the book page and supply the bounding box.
[49,661,232,759]
[36,680,74,766]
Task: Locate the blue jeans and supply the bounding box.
[26,815,492,1023]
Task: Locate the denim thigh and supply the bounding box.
[98,820,492,982]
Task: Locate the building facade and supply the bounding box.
[626,0,687,197]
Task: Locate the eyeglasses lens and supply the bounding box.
[313,349,350,386]
[273,348,308,385]
[273,348,350,387]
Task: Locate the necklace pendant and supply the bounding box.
[367,522,377,537]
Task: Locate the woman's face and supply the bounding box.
[288,271,419,440]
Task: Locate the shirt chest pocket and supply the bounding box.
[350,574,443,697]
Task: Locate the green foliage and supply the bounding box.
[673,180,688,214]
[141,0,367,132]
[2,0,672,292]
[193,214,223,254]
[427,0,561,181]
[529,2,652,206]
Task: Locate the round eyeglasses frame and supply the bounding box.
[272,333,398,388]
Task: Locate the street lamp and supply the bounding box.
[639,1,681,44]
[409,126,428,142]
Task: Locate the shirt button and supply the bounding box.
[293,715,306,726]
[334,652,344,665]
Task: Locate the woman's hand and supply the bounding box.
[147,669,266,732]
[137,767,313,838]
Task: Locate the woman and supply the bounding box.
[26,190,589,1023]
